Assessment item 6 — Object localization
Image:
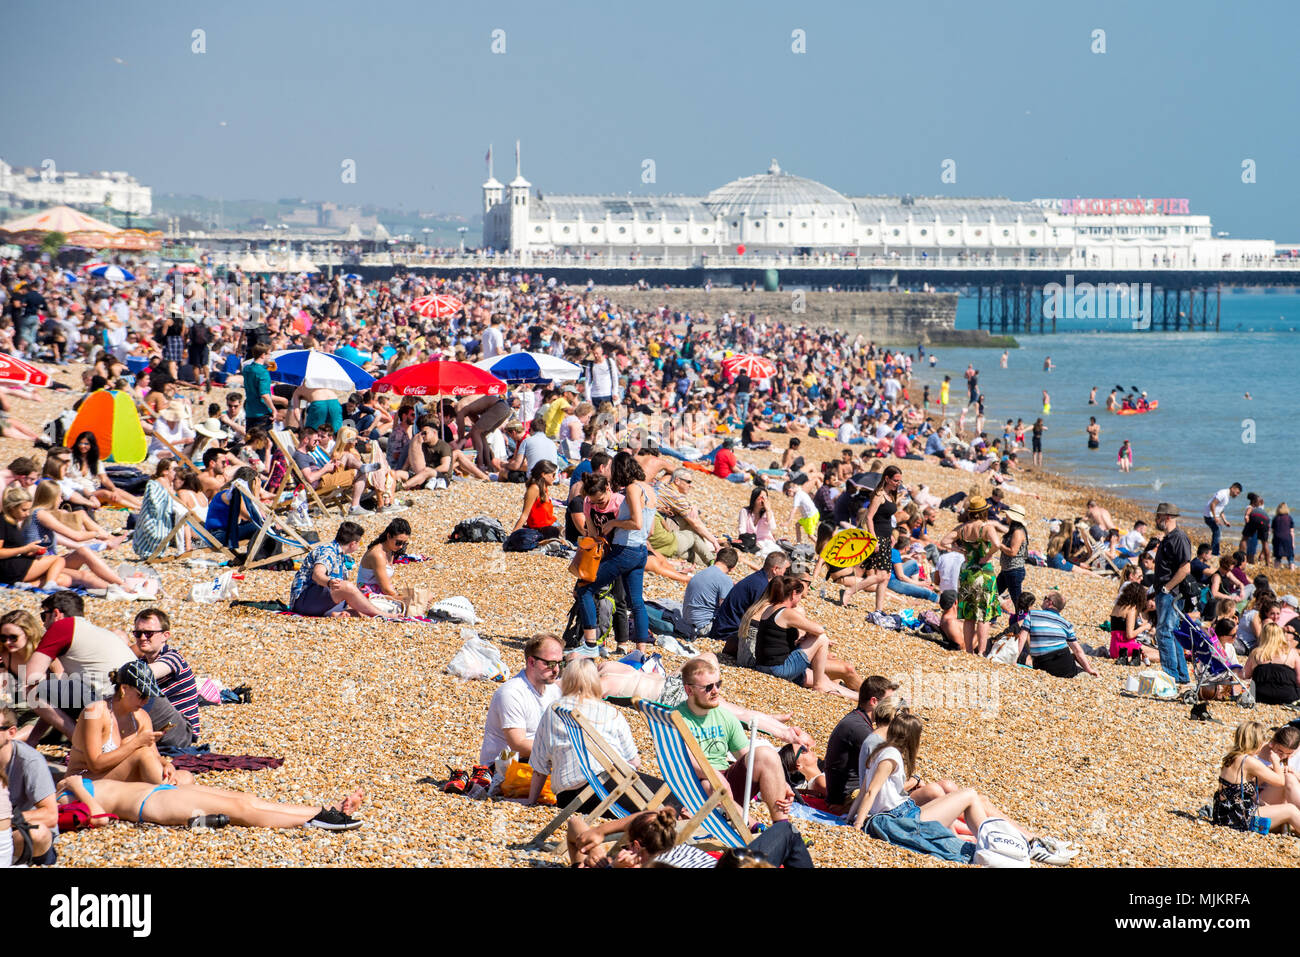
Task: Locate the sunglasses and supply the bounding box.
[692,680,722,693]
[530,655,564,670]
[0,632,24,642]
[133,628,166,638]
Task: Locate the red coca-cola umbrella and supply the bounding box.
[0,352,51,386]
[721,354,776,379]
[371,360,506,398]
[410,294,464,319]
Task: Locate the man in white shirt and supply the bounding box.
[1203,482,1241,556]
[479,634,563,767]
[935,550,965,594]
[480,316,505,361]
[586,344,620,406]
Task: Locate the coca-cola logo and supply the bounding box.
[406,386,429,395]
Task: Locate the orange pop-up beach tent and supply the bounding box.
[63,389,148,463]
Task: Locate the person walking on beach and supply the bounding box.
[1031,418,1046,467]
[1203,482,1242,556]
[1117,440,1132,472]
[1273,503,1294,569]
[1086,417,1101,450]
[1152,503,1192,685]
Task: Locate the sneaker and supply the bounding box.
[441,767,469,794]
[424,478,439,490]
[468,764,492,791]
[357,461,382,475]
[569,642,602,660]
[304,807,363,831]
[1028,836,1079,865]
[1197,804,1213,822]
[347,505,374,516]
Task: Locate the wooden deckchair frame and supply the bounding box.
[633,698,753,851]
[151,431,199,473]
[527,706,658,852]
[145,486,236,564]
[1078,525,1121,576]
[267,429,346,518]
[231,480,313,572]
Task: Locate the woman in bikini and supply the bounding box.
[358,518,410,600]
[65,659,195,787]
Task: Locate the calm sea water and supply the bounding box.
[914,293,1300,519]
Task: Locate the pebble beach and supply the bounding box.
[6,370,1299,869]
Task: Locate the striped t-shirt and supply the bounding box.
[1021,609,1076,657]
[154,646,201,741]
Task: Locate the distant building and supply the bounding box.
[0,157,152,216]
[482,150,1273,269]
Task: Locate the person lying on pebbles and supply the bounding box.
[58,774,365,831]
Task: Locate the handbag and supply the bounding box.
[570,536,604,582]
[500,760,557,805]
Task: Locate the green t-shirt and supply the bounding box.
[243,362,273,419]
[648,514,678,555]
[674,702,747,771]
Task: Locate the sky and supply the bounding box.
[7,0,1300,238]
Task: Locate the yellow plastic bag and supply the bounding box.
[500,761,556,805]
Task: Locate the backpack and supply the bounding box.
[448,516,506,544]
[562,584,614,650]
[504,527,542,552]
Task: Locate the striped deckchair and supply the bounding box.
[633,698,752,850]
[145,485,236,564]
[527,704,657,850]
[231,480,312,571]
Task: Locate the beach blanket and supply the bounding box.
[786,802,848,827]
[162,747,284,773]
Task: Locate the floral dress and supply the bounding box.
[957,534,1000,623]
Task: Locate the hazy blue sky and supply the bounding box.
[7,0,1299,237]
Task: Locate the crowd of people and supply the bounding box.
[2,255,1297,867]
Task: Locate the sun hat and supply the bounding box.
[194,418,229,440]
[1155,502,1180,517]
[157,405,182,424]
[1003,503,1027,525]
[967,495,989,515]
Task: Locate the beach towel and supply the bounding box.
[162,748,284,773]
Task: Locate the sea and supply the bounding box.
[915,292,1300,522]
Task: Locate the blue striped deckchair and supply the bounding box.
[231,480,312,571]
[527,704,657,849]
[633,698,752,850]
[267,429,345,518]
[146,485,236,564]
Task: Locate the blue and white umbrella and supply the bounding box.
[267,349,374,391]
[343,273,362,281]
[88,264,135,282]
[473,351,581,385]
[62,271,80,283]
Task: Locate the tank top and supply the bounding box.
[871,495,896,540]
[356,563,380,588]
[1000,523,1028,571]
[755,610,801,667]
[527,494,557,530]
[206,489,232,530]
[612,484,654,547]
[1109,614,1129,635]
[30,511,56,550]
[1252,662,1300,705]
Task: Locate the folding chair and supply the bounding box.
[146,486,236,564]
[1077,526,1121,576]
[151,431,200,473]
[527,705,658,850]
[1173,604,1254,705]
[633,698,752,850]
[267,429,346,518]
[230,480,313,571]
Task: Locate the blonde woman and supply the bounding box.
[0,487,66,588]
[1213,721,1300,835]
[1,610,63,737]
[31,481,125,549]
[1242,623,1300,704]
[528,658,662,815]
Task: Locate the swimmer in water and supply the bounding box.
[1088,386,1097,405]
[1042,390,1051,414]
[1043,356,1054,373]
[1117,440,1133,472]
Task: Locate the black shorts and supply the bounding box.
[1032,647,1079,679]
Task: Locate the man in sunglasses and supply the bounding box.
[478,633,562,782]
[131,608,198,747]
[675,657,794,825]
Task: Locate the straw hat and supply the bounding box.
[194,417,229,440]
[967,495,989,515]
[157,405,182,424]
[1003,503,1027,525]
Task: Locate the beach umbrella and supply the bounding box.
[721,354,777,379]
[372,360,506,398]
[88,264,135,282]
[343,272,362,281]
[61,271,80,283]
[473,351,581,385]
[410,294,464,319]
[334,344,371,367]
[0,352,51,386]
[63,389,148,464]
[267,349,374,391]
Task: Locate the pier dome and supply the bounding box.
[704,160,856,220]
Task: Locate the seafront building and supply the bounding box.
[482,149,1273,270]
[0,157,152,216]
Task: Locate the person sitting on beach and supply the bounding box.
[566,805,814,869]
[293,427,372,516]
[288,521,386,618]
[887,527,938,602]
[596,652,812,748]
[1242,623,1300,705]
[676,548,737,640]
[357,518,410,599]
[479,633,563,770]
[1211,721,1300,837]
[512,460,562,541]
[1108,582,1156,666]
[1044,527,1103,578]
[1,705,60,865]
[822,675,899,812]
[655,468,720,565]
[1086,500,1116,534]
[935,589,965,648]
[1017,593,1098,679]
[737,572,861,700]
[65,659,195,787]
[527,658,664,815]
[737,486,781,560]
[131,459,186,557]
[673,656,795,826]
[847,710,1078,863]
[1254,725,1300,810]
[131,608,202,743]
[68,431,142,511]
[58,773,364,831]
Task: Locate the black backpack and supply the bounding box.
[562,585,615,650]
[448,516,506,544]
